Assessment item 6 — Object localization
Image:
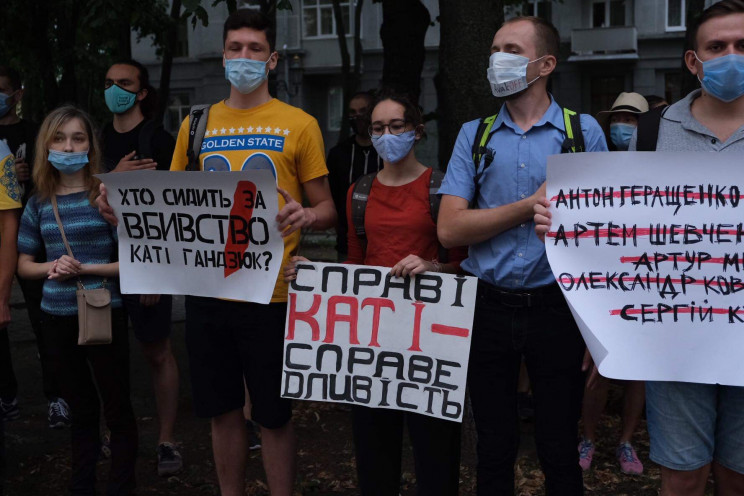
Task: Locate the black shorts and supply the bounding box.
[184,296,291,428]
[122,294,172,343]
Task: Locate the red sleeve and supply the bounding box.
[345,184,365,265]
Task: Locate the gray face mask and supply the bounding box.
[371,130,416,164]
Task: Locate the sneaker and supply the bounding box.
[0,397,19,421]
[157,442,183,477]
[616,442,644,475]
[578,438,595,471]
[247,420,261,450]
[48,398,71,429]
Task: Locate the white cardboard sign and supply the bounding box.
[100,170,283,304]
[282,262,477,422]
[546,152,744,386]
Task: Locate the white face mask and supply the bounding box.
[486,52,544,97]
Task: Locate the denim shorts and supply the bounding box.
[646,381,744,473]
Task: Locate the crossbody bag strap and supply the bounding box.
[51,195,102,290]
[51,195,74,259]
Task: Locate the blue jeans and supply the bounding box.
[468,282,585,496]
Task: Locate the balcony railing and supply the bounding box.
[568,26,639,61]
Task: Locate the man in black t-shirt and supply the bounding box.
[0,66,70,429]
[101,60,183,477]
[326,91,382,260]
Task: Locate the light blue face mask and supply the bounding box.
[0,91,17,118]
[695,53,744,103]
[610,123,636,151]
[48,150,89,174]
[371,130,416,164]
[104,84,138,114]
[225,56,270,94]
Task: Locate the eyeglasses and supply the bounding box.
[369,119,409,138]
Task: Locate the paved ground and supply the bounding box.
[1,234,679,495]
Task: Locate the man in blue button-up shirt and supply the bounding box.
[438,16,607,496]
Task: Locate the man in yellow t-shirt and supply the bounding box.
[0,140,21,423]
[170,10,335,496]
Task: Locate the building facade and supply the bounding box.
[132,0,703,162]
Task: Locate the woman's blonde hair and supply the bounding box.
[32,105,101,204]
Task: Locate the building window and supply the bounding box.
[328,86,343,131]
[666,0,685,31]
[522,0,552,20]
[165,93,191,136]
[592,0,626,27]
[239,0,262,9]
[303,0,350,39]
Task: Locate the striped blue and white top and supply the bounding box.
[18,191,122,316]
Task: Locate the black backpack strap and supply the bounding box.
[636,105,668,152]
[428,169,449,263]
[470,114,499,209]
[136,120,157,159]
[350,172,377,256]
[561,108,585,153]
[186,104,211,171]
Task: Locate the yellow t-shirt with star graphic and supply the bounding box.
[0,141,22,212]
[171,98,328,303]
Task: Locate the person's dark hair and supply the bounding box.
[0,66,22,91]
[502,16,560,58]
[350,91,374,105]
[644,94,668,108]
[112,59,158,120]
[688,0,744,50]
[223,9,275,52]
[370,90,423,128]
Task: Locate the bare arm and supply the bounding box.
[437,181,546,249]
[17,253,53,281]
[80,262,119,278]
[276,176,337,237]
[0,210,19,326]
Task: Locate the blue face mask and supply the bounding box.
[0,91,17,118]
[225,56,270,94]
[610,123,636,151]
[695,53,744,103]
[371,130,417,164]
[104,84,138,114]
[48,150,89,174]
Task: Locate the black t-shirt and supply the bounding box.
[326,135,383,255]
[0,119,39,206]
[101,119,176,173]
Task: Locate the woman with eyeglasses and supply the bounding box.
[286,91,466,495]
[16,105,137,495]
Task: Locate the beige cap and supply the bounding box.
[596,92,649,129]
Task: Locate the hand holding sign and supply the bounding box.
[276,187,315,238]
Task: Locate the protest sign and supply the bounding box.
[546,152,744,386]
[282,262,477,422]
[100,170,284,304]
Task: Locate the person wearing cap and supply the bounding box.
[576,92,649,476]
[596,92,649,151]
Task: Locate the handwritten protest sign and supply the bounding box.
[546,152,744,386]
[282,262,477,422]
[100,170,283,304]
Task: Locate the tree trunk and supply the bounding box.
[156,0,182,124]
[57,3,81,106]
[680,0,705,97]
[332,0,360,144]
[437,1,503,170]
[379,0,430,103]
